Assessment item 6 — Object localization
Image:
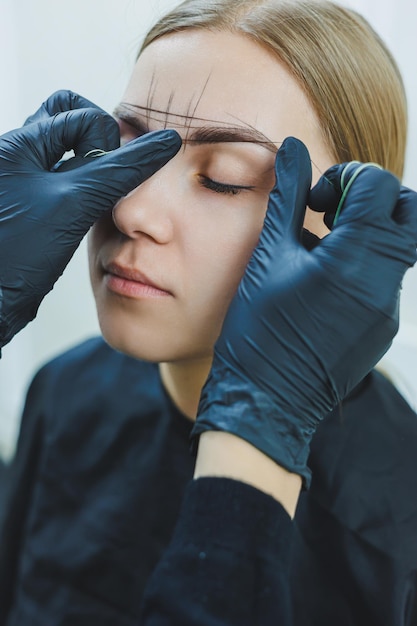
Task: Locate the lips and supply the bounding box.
[103,262,172,298]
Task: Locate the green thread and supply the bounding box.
[83,148,110,158]
[333,161,383,226]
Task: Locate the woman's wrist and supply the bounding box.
[194,431,302,518]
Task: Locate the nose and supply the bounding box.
[112,165,175,243]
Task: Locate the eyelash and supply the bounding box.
[199,175,253,196]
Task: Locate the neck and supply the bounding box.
[159,356,213,421]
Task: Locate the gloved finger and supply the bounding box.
[301,228,321,250]
[59,129,182,213]
[23,108,121,170]
[308,163,348,229]
[260,136,312,247]
[24,91,120,152]
[384,186,417,268]
[309,162,400,229]
[392,186,417,233]
[308,163,344,211]
[328,164,400,227]
[24,90,105,120]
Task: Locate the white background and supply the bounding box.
[0,0,416,459]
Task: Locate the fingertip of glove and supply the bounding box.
[126,129,182,159]
[308,163,400,224]
[143,129,182,150]
[308,169,341,214]
[393,186,417,233]
[161,129,183,152]
[277,136,309,163]
[49,89,79,105]
[273,137,311,190]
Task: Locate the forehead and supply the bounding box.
[122,29,320,146]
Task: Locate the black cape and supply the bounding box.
[1,337,416,625]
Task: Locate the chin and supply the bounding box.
[97,314,213,364]
[98,320,169,363]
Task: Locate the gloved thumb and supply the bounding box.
[55,128,182,226]
[260,137,312,250]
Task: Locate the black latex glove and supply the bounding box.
[0,91,181,349]
[23,89,108,127]
[192,137,417,486]
[23,90,115,173]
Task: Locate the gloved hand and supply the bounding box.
[23,89,108,127]
[192,137,417,486]
[0,91,181,349]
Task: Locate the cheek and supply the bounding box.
[89,211,114,246]
[202,204,264,276]
[184,198,267,322]
[88,212,116,269]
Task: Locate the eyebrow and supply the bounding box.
[114,104,278,154]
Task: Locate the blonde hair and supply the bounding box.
[140,0,407,178]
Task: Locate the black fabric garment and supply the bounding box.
[292,369,417,625]
[141,476,294,625]
[0,337,416,625]
[0,459,8,518]
[0,338,195,625]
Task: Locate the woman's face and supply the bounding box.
[88,29,335,362]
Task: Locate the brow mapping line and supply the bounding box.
[117,103,327,176]
[185,71,213,143]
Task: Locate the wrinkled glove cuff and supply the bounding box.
[191,361,313,488]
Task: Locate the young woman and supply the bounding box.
[1,0,416,624]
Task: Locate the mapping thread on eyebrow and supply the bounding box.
[145,72,155,130]
[164,91,175,130]
[185,72,213,143]
[120,102,278,147]
[116,101,326,177]
[142,73,214,143]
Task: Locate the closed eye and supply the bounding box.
[199,175,255,196]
